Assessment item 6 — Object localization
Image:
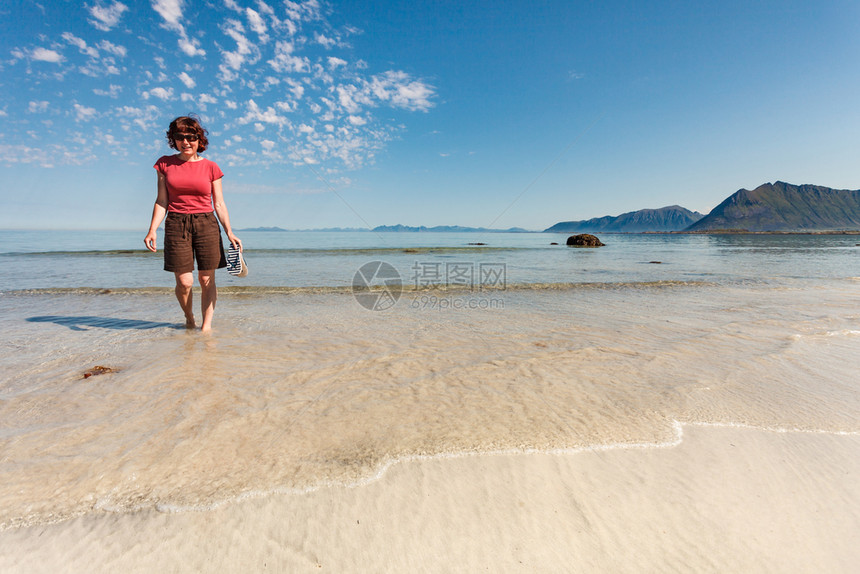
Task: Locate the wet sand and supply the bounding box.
[1,424,857,573]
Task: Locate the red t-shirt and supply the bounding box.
[154,155,225,214]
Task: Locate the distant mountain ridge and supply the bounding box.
[687,182,860,232]
[544,206,704,233]
[240,225,530,232]
[372,224,529,233]
[241,182,860,234]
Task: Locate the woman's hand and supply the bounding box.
[145,174,168,253]
[144,230,158,252]
[227,234,243,251]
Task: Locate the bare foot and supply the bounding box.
[200,324,212,334]
[185,316,196,329]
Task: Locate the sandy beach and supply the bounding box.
[2,232,858,572]
[1,424,857,573]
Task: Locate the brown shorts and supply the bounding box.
[163,212,227,273]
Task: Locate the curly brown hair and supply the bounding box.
[166,116,209,153]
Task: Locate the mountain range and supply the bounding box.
[685,182,860,232]
[371,224,529,233]
[544,206,704,233]
[241,225,530,232]
[240,182,860,233]
[545,182,860,233]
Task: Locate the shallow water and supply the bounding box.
[0,231,858,529]
[2,230,858,291]
[1,283,858,529]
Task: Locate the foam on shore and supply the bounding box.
[1,424,857,573]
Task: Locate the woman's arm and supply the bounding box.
[144,171,169,252]
[212,178,243,250]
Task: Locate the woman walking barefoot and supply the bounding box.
[144,116,242,332]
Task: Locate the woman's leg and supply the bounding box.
[174,271,196,328]
[198,269,217,332]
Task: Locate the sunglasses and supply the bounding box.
[173,133,199,142]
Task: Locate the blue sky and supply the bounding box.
[2,0,859,231]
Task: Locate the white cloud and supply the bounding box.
[28,101,50,113]
[238,99,289,126]
[327,57,347,70]
[143,86,174,100]
[0,143,53,167]
[335,84,373,114]
[219,19,261,80]
[31,48,64,63]
[87,1,128,31]
[178,71,196,88]
[287,80,304,99]
[268,41,308,74]
[62,33,99,58]
[281,19,298,36]
[152,0,206,57]
[73,103,98,121]
[117,105,161,130]
[311,62,333,85]
[151,0,183,30]
[178,37,206,57]
[256,0,274,15]
[284,0,322,23]
[4,0,438,174]
[93,84,122,97]
[98,40,127,57]
[370,71,434,111]
[246,8,268,39]
[315,33,336,49]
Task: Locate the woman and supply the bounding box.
[144,116,242,332]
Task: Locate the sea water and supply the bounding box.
[0,230,858,529]
[2,229,858,291]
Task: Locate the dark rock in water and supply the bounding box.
[566,234,605,247]
[467,242,487,245]
[648,261,662,264]
[550,242,559,245]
